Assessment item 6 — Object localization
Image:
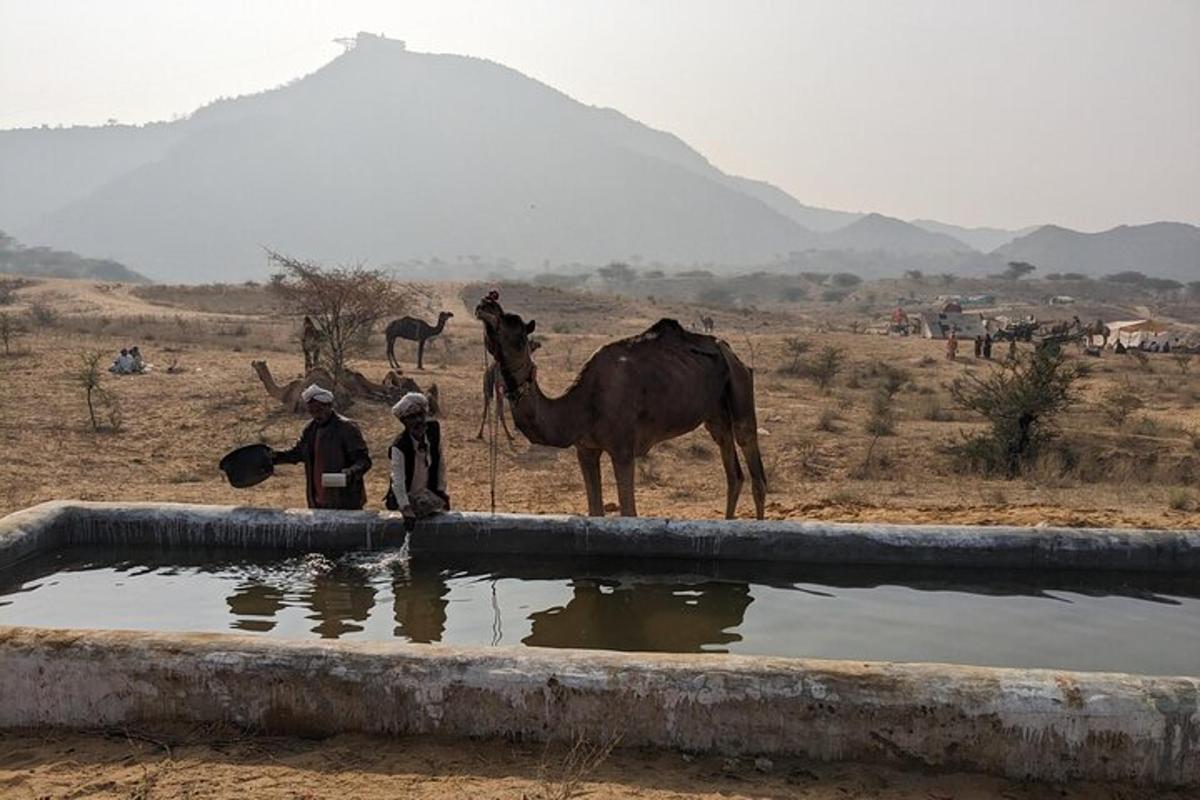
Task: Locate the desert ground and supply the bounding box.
[1,274,1198,799]
[0,275,1197,527]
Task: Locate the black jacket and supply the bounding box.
[274,414,371,510]
[385,421,449,510]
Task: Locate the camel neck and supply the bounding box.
[511,377,587,448]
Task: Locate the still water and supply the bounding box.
[1,546,1197,675]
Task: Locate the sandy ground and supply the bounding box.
[0,727,1189,800]
[0,277,1198,527]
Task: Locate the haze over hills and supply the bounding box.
[1,32,1195,284]
[995,222,1200,283]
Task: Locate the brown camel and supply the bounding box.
[301,316,322,371]
[475,296,766,519]
[251,360,336,413]
[477,339,540,441]
[386,311,453,370]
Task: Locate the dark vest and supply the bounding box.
[384,421,446,510]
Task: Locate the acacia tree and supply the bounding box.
[0,312,24,355]
[267,251,411,392]
[949,347,1080,477]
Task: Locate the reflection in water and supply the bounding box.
[226,581,287,632]
[391,562,450,643]
[297,564,376,638]
[524,579,752,652]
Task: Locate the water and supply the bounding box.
[1,546,1197,675]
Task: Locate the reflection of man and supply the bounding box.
[272,384,372,510]
[524,580,753,652]
[301,566,377,639]
[226,581,287,632]
[391,563,450,643]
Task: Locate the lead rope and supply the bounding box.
[485,341,499,514]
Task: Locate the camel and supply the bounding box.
[475,296,766,519]
[477,339,541,441]
[386,311,453,370]
[1083,318,1111,348]
[301,316,322,371]
[700,316,714,333]
[251,360,336,413]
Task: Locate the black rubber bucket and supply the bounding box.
[219,444,275,488]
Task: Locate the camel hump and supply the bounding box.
[647,318,686,336]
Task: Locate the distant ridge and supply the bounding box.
[994,222,1200,282]
[818,213,974,255]
[909,219,1034,253]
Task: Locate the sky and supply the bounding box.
[1,0,1197,232]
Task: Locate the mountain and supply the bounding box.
[5,34,829,282]
[993,222,1200,282]
[0,231,147,282]
[909,219,1035,253]
[817,213,975,255]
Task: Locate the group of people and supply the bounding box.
[270,384,449,522]
[946,331,1017,362]
[108,345,148,374]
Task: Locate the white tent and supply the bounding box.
[1106,320,1170,349]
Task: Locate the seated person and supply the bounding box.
[109,348,134,374]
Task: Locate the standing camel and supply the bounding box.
[475,296,766,519]
[386,311,453,370]
[301,316,322,371]
[477,339,540,441]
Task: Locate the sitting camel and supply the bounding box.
[475,296,766,519]
[251,360,336,413]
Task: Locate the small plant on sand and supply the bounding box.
[802,345,845,392]
[0,312,25,355]
[27,300,57,327]
[815,406,843,433]
[781,336,812,373]
[73,350,122,432]
[537,731,622,800]
[864,390,896,436]
[1167,488,1199,512]
[1129,349,1152,373]
[948,347,1081,478]
[1101,379,1144,428]
[1170,352,1192,375]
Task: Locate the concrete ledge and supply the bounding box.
[3,501,1197,572]
[0,626,1195,786]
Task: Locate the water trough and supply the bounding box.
[0,500,1197,787]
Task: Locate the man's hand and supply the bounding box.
[400,505,415,522]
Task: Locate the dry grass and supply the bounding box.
[1,276,1198,529]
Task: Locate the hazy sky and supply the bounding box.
[2,0,1197,231]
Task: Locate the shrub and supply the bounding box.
[1170,352,1192,375]
[916,395,953,422]
[948,347,1082,478]
[1167,489,1199,512]
[864,391,896,436]
[780,336,812,373]
[27,301,57,327]
[73,350,122,432]
[802,346,845,392]
[0,312,25,356]
[815,407,843,433]
[1100,380,1144,428]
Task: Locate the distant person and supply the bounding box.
[1114,340,1126,354]
[386,392,450,523]
[129,346,146,373]
[983,333,993,360]
[109,348,134,374]
[973,335,982,358]
[271,384,371,510]
[1008,339,1018,361]
[946,332,959,361]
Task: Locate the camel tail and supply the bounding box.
[721,344,768,519]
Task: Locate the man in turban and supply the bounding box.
[385,392,449,521]
[271,384,372,510]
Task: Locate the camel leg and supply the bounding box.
[387,337,398,370]
[417,339,425,370]
[497,392,515,441]
[611,455,637,517]
[576,446,605,517]
[706,421,744,519]
[734,424,768,521]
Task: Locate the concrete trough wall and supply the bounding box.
[2,500,1198,572]
[0,627,1196,786]
[1,500,1198,786]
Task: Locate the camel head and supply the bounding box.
[476,296,537,391]
[438,311,455,322]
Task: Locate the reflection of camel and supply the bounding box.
[523,579,752,652]
[251,360,336,412]
[477,339,540,441]
[476,296,766,518]
[301,316,323,371]
[386,311,453,370]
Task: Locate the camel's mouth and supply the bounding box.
[474,298,503,329]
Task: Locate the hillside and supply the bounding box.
[0,231,147,282]
[8,34,826,282]
[909,219,1033,253]
[818,213,974,255]
[994,222,1200,282]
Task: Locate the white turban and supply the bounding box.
[300,383,335,405]
[392,392,428,419]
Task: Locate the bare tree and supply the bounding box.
[73,350,121,431]
[267,251,412,392]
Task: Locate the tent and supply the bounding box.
[917,311,987,340]
[1106,320,1170,349]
